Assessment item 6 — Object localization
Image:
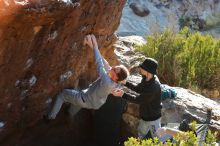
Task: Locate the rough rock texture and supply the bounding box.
[114,36,220,139]
[117,0,220,37]
[0,0,126,144]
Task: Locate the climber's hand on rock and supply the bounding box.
[91,34,98,49]
[84,35,94,49]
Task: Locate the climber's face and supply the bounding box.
[109,67,120,82]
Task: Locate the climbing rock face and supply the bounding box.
[0,0,125,142]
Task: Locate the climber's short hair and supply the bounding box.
[115,65,129,82]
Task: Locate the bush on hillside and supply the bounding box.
[124,130,217,146]
[136,27,220,90]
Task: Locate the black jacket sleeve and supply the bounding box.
[125,81,142,93]
[122,91,155,104]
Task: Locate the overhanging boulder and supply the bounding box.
[0,0,126,143]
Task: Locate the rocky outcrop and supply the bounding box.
[129,3,150,17]
[0,0,126,143]
[117,0,220,37]
[114,36,220,139]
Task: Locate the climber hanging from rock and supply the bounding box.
[44,34,129,121]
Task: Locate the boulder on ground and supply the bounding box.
[129,2,150,17]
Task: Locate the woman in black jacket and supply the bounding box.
[112,58,162,139]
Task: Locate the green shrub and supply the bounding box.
[124,130,217,146]
[136,27,220,90]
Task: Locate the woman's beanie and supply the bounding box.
[139,58,158,74]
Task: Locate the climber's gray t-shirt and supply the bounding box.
[83,47,118,109]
